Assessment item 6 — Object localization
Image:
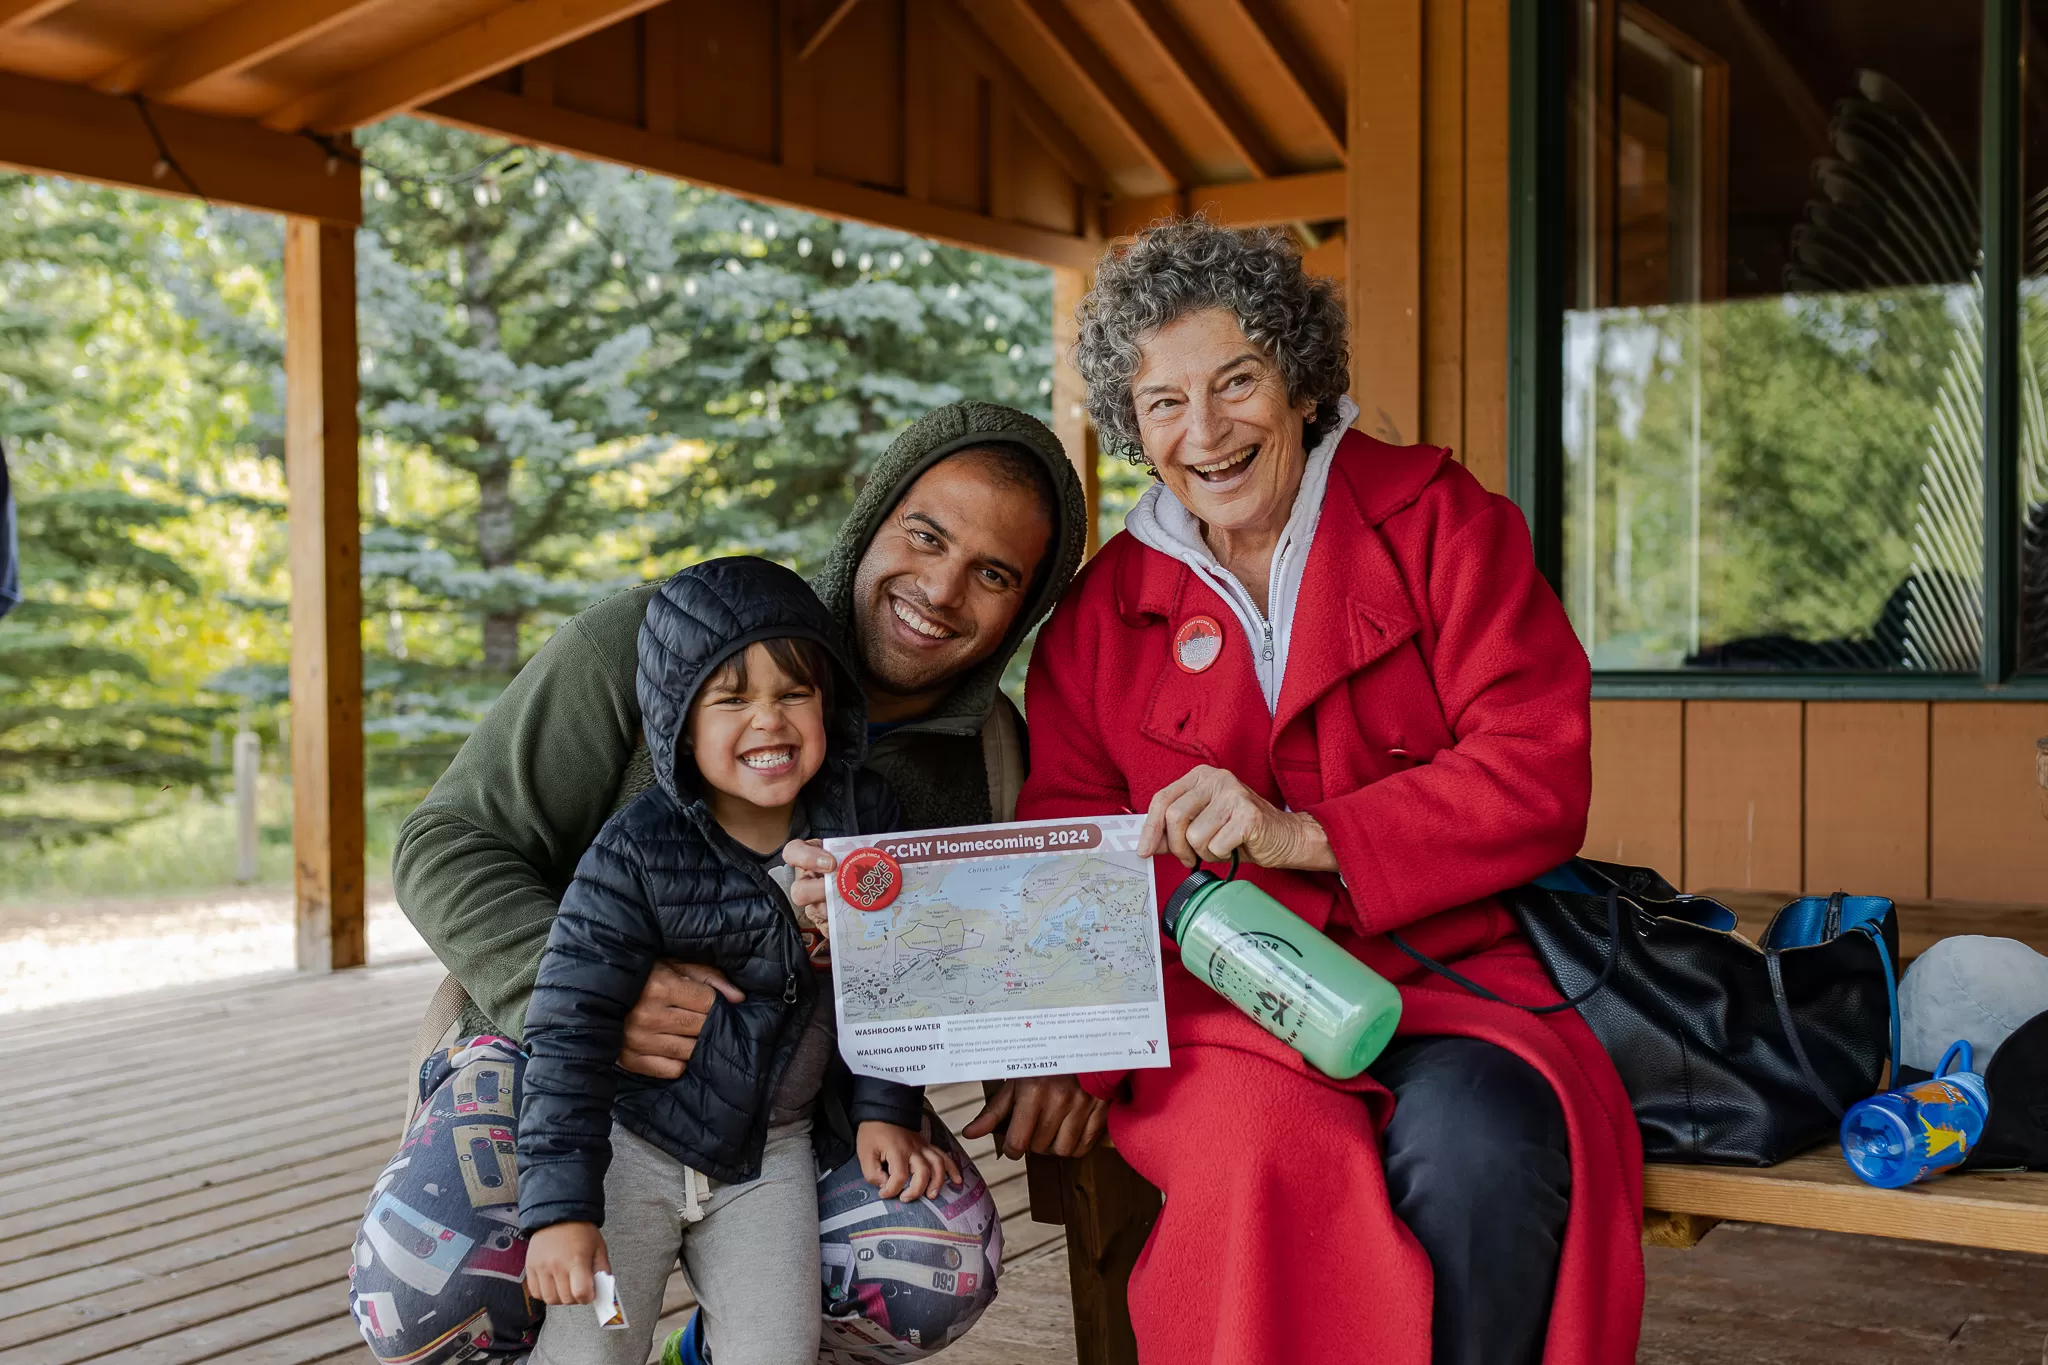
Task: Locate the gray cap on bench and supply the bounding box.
[1900,934,2048,1072]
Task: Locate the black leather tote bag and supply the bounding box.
[1390,858,1901,1166]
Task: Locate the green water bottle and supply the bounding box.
[1164,859,1403,1079]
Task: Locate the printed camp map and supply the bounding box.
[823,816,1173,1085]
[837,848,1159,1023]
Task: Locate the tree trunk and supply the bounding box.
[477,459,520,671]
[482,611,521,672]
[469,261,522,674]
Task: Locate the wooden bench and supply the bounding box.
[1031,892,2048,1365]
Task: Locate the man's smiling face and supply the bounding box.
[849,448,1055,723]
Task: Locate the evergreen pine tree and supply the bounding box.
[0,177,233,841]
[356,123,686,674]
[642,198,1054,564]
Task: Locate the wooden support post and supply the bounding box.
[1642,1209,1722,1249]
[285,217,365,973]
[1051,265,1102,554]
[1057,1147,1161,1365]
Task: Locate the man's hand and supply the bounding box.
[783,838,833,932]
[524,1221,609,1305]
[962,1075,1109,1159]
[617,960,744,1079]
[1138,764,1337,872]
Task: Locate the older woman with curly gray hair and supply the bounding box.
[1016,218,1643,1365]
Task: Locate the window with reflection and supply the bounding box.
[2021,3,2048,671]
[1563,2,1984,671]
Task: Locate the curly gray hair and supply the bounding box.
[1073,217,1351,465]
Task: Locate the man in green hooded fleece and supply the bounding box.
[392,399,1107,1160]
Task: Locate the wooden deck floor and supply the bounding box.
[4,963,2046,1365]
[0,962,1074,1365]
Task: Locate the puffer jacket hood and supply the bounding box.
[637,556,865,806]
[810,400,1089,731]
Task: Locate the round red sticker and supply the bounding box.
[1174,616,1225,674]
[836,847,903,912]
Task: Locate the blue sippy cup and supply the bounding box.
[1839,1041,1991,1189]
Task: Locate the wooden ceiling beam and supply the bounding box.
[1230,0,1346,162]
[1105,167,1344,237]
[796,0,864,61]
[0,70,361,224]
[935,0,1104,195]
[1006,0,1195,190]
[1111,0,1283,178]
[425,84,1102,269]
[0,0,76,36]
[260,0,669,133]
[94,0,395,100]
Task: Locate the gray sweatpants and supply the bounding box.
[532,1120,821,1365]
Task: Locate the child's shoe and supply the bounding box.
[660,1311,707,1365]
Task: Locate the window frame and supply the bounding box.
[1508,0,2048,700]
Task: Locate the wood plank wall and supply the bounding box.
[1584,700,2048,904]
[1345,0,1511,493]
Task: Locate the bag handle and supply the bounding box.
[1765,947,1843,1118]
[1387,884,1623,1016]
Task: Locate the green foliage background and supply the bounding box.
[0,119,1054,900]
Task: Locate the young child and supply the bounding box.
[517,557,958,1365]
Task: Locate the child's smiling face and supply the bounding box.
[688,641,829,814]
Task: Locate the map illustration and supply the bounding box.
[835,849,1161,1025]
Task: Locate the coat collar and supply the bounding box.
[1113,429,1447,734]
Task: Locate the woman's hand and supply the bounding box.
[1139,765,1338,872]
[524,1221,610,1305]
[858,1120,963,1201]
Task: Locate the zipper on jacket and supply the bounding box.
[782,972,798,1004]
[1260,621,1274,664]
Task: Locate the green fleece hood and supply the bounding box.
[809,400,1088,732]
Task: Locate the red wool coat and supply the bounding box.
[1017,429,1644,1365]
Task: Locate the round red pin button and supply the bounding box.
[836,847,903,912]
[1174,615,1224,674]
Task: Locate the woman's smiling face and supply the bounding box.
[1131,307,1315,537]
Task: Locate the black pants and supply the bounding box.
[1373,1036,1573,1365]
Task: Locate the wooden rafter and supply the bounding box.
[94,0,396,100]
[933,0,1104,195]
[426,85,1103,268]
[1230,0,1346,162]
[1006,0,1195,189]
[796,0,864,61]
[260,0,669,133]
[1112,0,1282,178]
[0,70,361,224]
[1104,167,1344,236]
[0,0,75,36]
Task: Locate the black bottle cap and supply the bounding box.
[1163,868,1220,944]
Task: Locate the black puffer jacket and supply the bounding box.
[517,558,917,1232]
